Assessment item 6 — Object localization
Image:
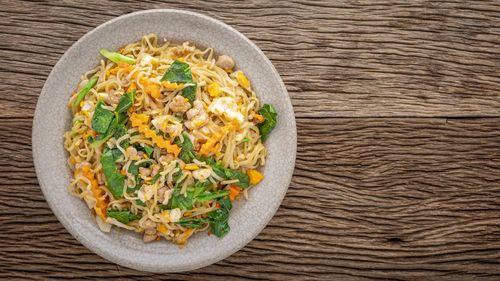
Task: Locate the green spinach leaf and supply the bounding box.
[107,209,141,224]
[114,124,129,149]
[180,83,197,104]
[176,133,196,163]
[208,208,230,238]
[196,190,229,202]
[208,162,249,188]
[160,60,193,83]
[161,188,194,210]
[217,196,232,211]
[160,60,197,104]
[256,104,277,142]
[92,100,115,133]
[175,218,211,229]
[115,90,135,113]
[101,148,125,199]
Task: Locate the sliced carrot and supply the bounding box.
[228,184,242,200]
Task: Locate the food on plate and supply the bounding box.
[64,34,277,245]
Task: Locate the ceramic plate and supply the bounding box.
[32,9,296,272]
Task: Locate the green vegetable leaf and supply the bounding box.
[175,218,211,229]
[196,190,229,203]
[73,77,98,108]
[217,196,232,211]
[107,209,141,224]
[208,208,230,238]
[143,146,154,158]
[256,104,277,142]
[101,148,125,199]
[115,90,135,114]
[116,112,128,125]
[92,100,115,133]
[114,124,129,149]
[100,49,136,64]
[209,162,249,188]
[240,138,250,143]
[193,179,212,198]
[224,169,250,189]
[180,83,197,105]
[135,199,147,207]
[176,134,197,163]
[160,60,193,83]
[160,60,197,105]
[89,115,119,147]
[132,144,154,159]
[162,188,194,210]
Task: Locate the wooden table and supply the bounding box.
[1,1,500,280]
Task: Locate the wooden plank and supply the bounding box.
[1,117,500,280]
[1,1,500,118]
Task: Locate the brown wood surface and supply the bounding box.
[1,1,500,280]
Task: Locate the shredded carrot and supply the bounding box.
[70,157,76,164]
[228,184,242,200]
[199,120,238,156]
[215,201,222,209]
[179,246,183,249]
[129,113,181,156]
[120,170,127,176]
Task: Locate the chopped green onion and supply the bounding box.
[240,138,250,143]
[73,77,98,108]
[100,49,136,64]
[71,131,78,138]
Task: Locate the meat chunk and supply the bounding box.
[157,187,173,205]
[173,42,196,57]
[164,122,183,138]
[106,89,123,107]
[185,100,208,130]
[142,219,157,243]
[159,154,174,166]
[216,55,234,71]
[169,95,191,113]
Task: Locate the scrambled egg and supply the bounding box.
[208,97,244,123]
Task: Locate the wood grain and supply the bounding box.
[1,0,500,118]
[1,0,500,280]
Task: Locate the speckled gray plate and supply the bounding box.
[32,9,296,273]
